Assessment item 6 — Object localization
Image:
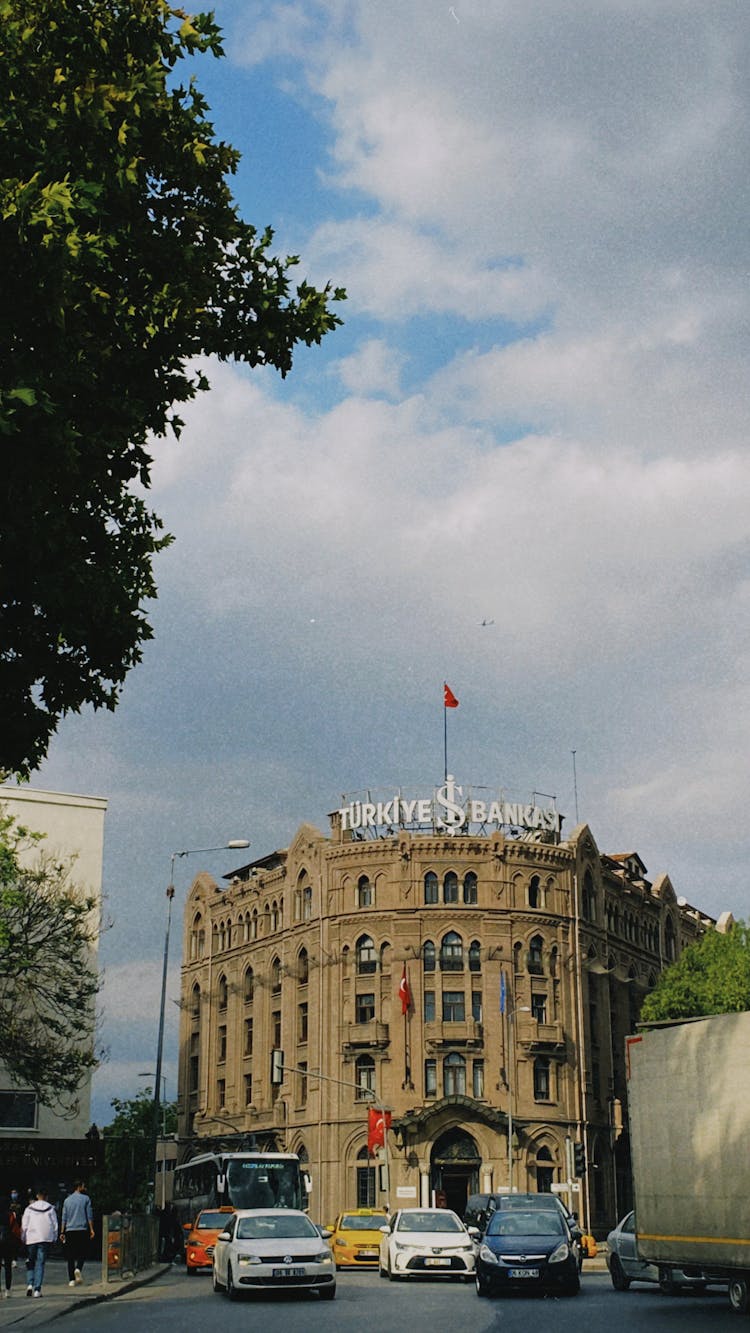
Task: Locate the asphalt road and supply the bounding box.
[56,1267,739,1333]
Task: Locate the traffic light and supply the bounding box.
[574,1142,586,1177]
[270,1048,284,1084]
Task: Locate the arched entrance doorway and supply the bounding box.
[430,1129,480,1215]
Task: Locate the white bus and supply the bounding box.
[172,1150,309,1228]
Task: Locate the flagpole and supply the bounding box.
[443,694,448,782]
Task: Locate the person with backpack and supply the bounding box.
[0,1194,22,1298]
[20,1187,58,1298]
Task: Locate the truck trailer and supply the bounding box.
[627,1011,750,1314]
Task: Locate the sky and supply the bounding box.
[26,0,750,1126]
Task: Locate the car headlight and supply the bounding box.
[394,1241,413,1252]
[548,1241,570,1264]
[314,1251,333,1263]
[334,1239,347,1247]
[479,1244,499,1264]
[238,1254,263,1266]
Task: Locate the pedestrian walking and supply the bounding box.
[20,1187,58,1298]
[0,1194,22,1297]
[61,1180,95,1285]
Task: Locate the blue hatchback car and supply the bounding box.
[475,1207,580,1298]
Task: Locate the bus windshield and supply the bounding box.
[226,1157,303,1210]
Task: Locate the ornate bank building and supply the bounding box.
[177,777,717,1232]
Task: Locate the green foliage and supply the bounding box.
[91,1090,177,1212]
[0,0,345,776]
[0,809,101,1113]
[640,922,750,1022]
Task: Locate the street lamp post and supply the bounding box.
[151,840,250,1207]
[507,1002,531,1192]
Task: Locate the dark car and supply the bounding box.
[475,1207,580,1298]
[465,1192,584,1269]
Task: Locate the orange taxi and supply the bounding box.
[184,1207,235,1275]
[326,1208,388,1269]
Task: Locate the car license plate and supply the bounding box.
[359,1250,377,1258]
[425,1257,451,1266]
[508,1268,538,1279]
[272,1267,304,1278]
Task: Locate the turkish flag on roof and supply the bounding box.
[444,682,459,708]
[399,964,412,1015]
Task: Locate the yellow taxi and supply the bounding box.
[326,1208,388,1269]
[185,1207,236,1274]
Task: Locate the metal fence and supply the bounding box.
[101,1213,159,1282]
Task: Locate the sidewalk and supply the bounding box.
[0,1258,172,1327]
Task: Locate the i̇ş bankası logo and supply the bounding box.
[337,775,563,838]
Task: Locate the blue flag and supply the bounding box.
[500,969,506,1015]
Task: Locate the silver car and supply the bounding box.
[606,1211,708,1293]
[212,1208,336,1300]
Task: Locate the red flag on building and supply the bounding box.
[367,1107,392,1156]
[399,964,412,1015]
[444,682,459,708]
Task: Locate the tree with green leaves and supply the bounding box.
[640,921,750,1022]
[90,1091,177,1213]
[0,810,101,1113]
[0,0,345,776]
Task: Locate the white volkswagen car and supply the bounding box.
[212,1208,336,1300]
[379,1207,478,1281]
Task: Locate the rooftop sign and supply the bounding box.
[336,776,563,840]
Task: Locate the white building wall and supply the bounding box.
[0,785,107,1138]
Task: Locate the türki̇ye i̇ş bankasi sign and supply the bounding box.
[337,776,564,838]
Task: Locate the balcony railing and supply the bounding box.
[342,1020,390,1049]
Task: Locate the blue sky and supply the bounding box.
[26,0,750,1124]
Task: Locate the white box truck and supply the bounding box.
[627,1011,750,1314]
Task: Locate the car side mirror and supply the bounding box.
[467,1227,480,1239]
[319,1228,332,1239]
[182,1223,191,1233]
[217,1231,232,1241]
[379,1225,390,1233]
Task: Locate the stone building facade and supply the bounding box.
[177,797,714,1233]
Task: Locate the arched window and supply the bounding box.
[190,913,204,960]
[270,900,279,932]
[443,1052,466,1097]
[468,940,481,972]
[250,908,258,941]
[302,887,312,920]
[664,915,676,961]
[190,982,201,1022]
[218,974,228,1011]
[528,875,541,909]
[423,940,436,972]
[528,935,544,975]
[244,967,254,1004]
[298,948,309,986]
[355,1054,376,1099]
[440,931,463,972]
[271,957,282,994]
[356,1144,376,1207]
[443,871,458,904]
[357,875,373,908]
[424,872,438,905]
[356,935,377,975]
[463,871,478,905]
[582,868,595,922]
[535,1145,554,1193]
[533,1056,551,1101]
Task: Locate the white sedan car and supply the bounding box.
[379,1207,478,1281]
[212,1208,336,1300]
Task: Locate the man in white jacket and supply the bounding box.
[21,1189,58,1298]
